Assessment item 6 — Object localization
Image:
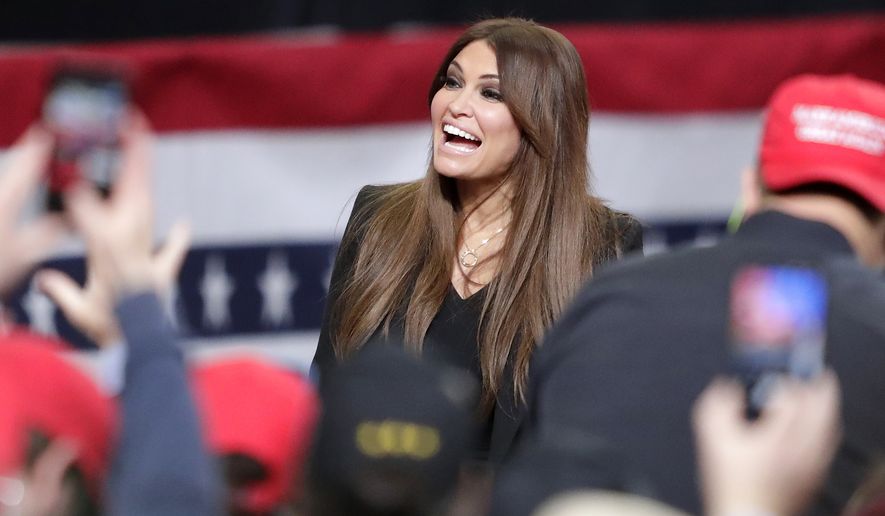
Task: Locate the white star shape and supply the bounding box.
[199,254,235,330]
[258,251,298,327]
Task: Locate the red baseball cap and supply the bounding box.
[760,74,885,212]
[0,329,117,499]
[191,357,319,513]
[0,376,25,511]
[0,376,23,477]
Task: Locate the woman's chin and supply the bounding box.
[432,159,469,180]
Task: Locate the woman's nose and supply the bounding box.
[447,89,473,117]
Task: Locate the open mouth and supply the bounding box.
[443,123,482,152]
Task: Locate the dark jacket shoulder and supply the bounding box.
[598,206,644,261]
[311,183,407,378]
[612,210,643,256]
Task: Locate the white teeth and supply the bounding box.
[443,124,480,142]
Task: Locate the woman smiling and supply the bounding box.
[312,17,642,463]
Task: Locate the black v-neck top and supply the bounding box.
[361,284,494,456]
[311,184,643,462]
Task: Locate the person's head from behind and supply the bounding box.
[1,390,91,516]
[0,331,116,516]
[428,17,592,202]
[532,491,690,516]
[741,74,885,267]
[306,346,477,516]
[191,357,320,516]
[489,432,656,516]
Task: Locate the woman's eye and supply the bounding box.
[443,76,461,89]
[482,88,504,102]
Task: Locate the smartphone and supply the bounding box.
[728,265,828,418]
[42,63,129,211]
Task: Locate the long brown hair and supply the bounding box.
[332,18,623,408]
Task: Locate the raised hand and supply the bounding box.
[37,113,190,346]
[693,372,842,516]
[0,127,64,297]
[37,222,190,347]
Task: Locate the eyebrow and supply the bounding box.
[449,60,500,80]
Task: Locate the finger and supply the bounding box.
[30,439,78,483]
[153,220,191,289]
[757,375,804,434]
[1,216,65,289]
[816,371,842,434]
[64,183,106,241]
[36,269,88,319]
[0,125,53,218]
[37,269,121,346]
[814,371,843,463]
[694,377,744,418]
[693,377,745,439]
[111,111,152,206]
[26,439,78,511]
[15,215,65,265]
[795,371,843,454]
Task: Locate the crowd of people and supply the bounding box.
[0,16,883,516]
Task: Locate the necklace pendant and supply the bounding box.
[459,250,479,268]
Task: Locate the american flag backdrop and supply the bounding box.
[1,15,883,369]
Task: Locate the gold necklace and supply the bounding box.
[459,226,505,268]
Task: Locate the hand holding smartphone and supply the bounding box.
[729,265,828,418]
[42,62,129,211]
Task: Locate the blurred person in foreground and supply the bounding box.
[518,74,885,515]
[306,346,477,516]
[0,127,107,516]
[0,128,63,298]
[191,357,320,515]
[693,373,841,516]
[0,332,117,516]
[311,17,643,466]
[490,425,657,516]
[518,373,841,516]
[533,491,689,516]
[0,118,220,514]
[49,114,221,515]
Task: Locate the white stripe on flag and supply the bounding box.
[144,111,764,245]
[0,111,763,251]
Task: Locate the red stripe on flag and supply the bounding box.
[0,15,882,145]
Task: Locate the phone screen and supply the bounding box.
[729,265,828,417]
[43,65,128,211]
